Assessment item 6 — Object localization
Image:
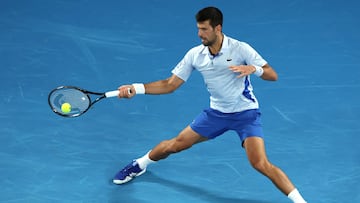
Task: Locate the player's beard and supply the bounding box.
[201,34,217,46]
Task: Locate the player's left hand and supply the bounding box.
[229,65,255,78]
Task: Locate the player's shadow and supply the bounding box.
[138,171,273,203]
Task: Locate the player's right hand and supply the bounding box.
[118,85,135,98]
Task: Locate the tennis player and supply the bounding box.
[114,6,307,203]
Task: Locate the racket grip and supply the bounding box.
[105,88,131,98]
[105,90,120,98]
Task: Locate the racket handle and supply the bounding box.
[105,88,131,98]
[105,90,120,98]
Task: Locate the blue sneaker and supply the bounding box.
[113,160,146,184]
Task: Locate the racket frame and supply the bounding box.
[48,86,113,118]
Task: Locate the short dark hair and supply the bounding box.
[195,7,223,28]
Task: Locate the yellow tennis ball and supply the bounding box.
[61,102,72,113]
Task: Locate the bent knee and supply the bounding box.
[161,138,193,154]
[250,159,273,173]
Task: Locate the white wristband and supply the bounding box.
[132,83,145,94]
[253,65,264,77]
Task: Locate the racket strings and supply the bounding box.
[49,88,91,116]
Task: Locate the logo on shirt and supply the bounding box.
[226,58,232,61]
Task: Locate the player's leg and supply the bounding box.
[113,126,207,184]
[113,108,225,185]
[243,137,307,203]
[244,137,294,194]
[149,125,208,161]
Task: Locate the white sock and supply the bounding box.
[288,188,307,203]
[136,151,155,170]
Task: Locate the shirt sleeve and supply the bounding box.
[171,49,194,82]
[241,42,267,67]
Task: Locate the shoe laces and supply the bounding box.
[121,161,138,174]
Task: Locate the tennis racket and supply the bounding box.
[48,86,127,118]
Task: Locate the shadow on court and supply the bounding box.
[109,171,273,203]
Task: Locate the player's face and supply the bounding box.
[197,20,219,46]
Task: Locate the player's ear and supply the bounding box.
[215,24,222,33]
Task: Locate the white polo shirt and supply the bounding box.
[172,34,267,113]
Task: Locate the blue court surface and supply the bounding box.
[1,0,359,202]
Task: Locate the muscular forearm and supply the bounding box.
[144,79,177,94]
[118,75,184,98]
[260,64,278,81]
[144,74,184,95]
[229,64,278,81]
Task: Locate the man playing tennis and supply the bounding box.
[114,7,307,203]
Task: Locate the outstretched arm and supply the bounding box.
[118,74,185,98]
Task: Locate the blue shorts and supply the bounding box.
[190,108,264,144]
